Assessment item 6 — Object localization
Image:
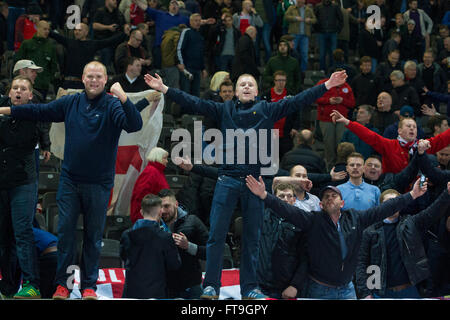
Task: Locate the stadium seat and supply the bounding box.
[158,126,176,150]
[38,171,60,194]
[165,174,188,190]
[104,215,132,241]
[180,114,204,136]
[39,154,62,172]
[163,113,176,127]
[304,70,326,87]
[98,239,122,268]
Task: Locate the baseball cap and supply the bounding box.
[319,185,342,200]
[407,19,416,26]
[13,60,43,74]
[400,105,414,117]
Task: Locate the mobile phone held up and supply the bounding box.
[419,174,426,187]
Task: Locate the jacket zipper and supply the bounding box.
[403,238,411,254]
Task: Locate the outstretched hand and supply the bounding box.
[330,109,350,125]
[325,70,347,90]
[144,73,168,94]
[245,175,267,200]
[173,156,193,171]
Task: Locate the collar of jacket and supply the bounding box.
[148,161,166,172]
[235,98,257,110]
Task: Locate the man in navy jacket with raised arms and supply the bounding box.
[144,69,348,299]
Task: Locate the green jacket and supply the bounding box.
[284,5,317,37]
[262,53,301,94]
[15,35,58,91]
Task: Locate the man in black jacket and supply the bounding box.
[245,173,427,299]
[257,183,308,299]
[158,189,209,299]
[120,194,181,299]
[49,22,129,89]
[356,183,450,299]
[230,26,259,82]
[281,129,326,174]
[0,76,41,299]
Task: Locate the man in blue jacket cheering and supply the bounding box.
[245,175,428,299]
[144,69,348,299]
[0,61,143,300]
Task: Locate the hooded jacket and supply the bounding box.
[14,34,58,91]
[262,43,302,93]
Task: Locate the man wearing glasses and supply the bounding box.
[115,29,152,74]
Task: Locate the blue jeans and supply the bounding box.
[179,69,201,97]
[374,285,421,299]
[318,33,337,71]
[54,178,111,291]
[6,6,26,50]
[0,182,40,290]
[294,34,309,72]
[202,175,264,296]
[306,277,357,299]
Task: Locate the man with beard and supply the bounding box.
[158,189,209,299]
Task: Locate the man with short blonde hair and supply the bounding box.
[144,68,348,299]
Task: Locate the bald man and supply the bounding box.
[281,129,327,174]
[231,26,260,82]
[14,20,58,99]
[49,22,130,89]
[371,91,399,134]
[0,61,143,300]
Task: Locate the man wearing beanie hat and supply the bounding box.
[262,38,301,94]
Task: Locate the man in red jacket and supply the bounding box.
[330,109,450,174]
[316,70,355,170]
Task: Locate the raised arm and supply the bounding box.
[144,73,221,118]
[331,109,391,155]
[268,70,348,121]
[245,175,313,229]
[109,82,143,132]
[358,178,428,229]
[411,183,450,233]
[417,139,450,186]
